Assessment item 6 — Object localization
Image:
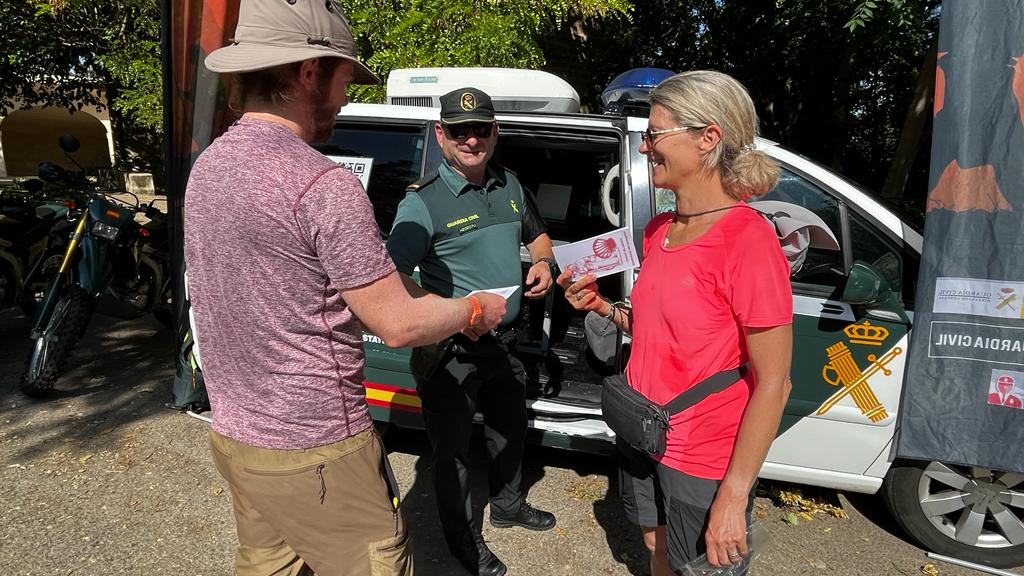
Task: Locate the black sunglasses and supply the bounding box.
[444,123,494,140]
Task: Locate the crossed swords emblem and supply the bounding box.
[996,292,1017,311]
[817,341,902,422]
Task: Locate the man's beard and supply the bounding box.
[310,103,335,143]
[307,67,338,144]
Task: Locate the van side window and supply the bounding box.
[760,169,844,289]
[316,124,426,233]
[849,210,917,308]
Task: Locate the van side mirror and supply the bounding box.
[59,134,80,153]
[841,261,891,305]
[841,260,910,324]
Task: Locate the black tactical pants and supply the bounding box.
[411,334,528,545]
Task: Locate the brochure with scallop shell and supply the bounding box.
[553,228,639,281]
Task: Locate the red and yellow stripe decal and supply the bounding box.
[364,382,422,413]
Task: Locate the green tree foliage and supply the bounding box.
[1,0,163,176]
[345,0,632,102]
[2,0,938,208]
[544,0,939,214]
[846,0,916,31]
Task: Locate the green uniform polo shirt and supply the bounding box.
[387,160,547,326]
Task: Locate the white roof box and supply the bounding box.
[386,67,580,113]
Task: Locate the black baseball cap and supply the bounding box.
[439,87,495,125]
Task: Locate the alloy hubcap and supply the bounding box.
[918,462,1024,548]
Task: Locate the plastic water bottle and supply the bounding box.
[682,522,771,576]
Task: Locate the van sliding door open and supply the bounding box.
[495,126,627,414]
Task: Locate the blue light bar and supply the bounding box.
[601,68,675,116]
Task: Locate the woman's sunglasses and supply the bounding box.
[444,123,495,140]
[640,125,706,145]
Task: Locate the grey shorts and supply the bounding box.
[617,440,753,573]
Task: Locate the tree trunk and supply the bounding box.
[881,34,938,201]
[104,83,129,193]
[829,38,857,172]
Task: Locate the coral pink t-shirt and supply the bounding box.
[626,206,792,479]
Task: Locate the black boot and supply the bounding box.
[448,531,507,576]
[489,501,556,531]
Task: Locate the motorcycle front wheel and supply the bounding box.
[20,285,94,397]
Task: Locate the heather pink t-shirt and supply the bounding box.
[626,206,792,479]
[184,117,395,450]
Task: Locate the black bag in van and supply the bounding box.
[601,364,748,455]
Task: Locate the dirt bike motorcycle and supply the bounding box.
[0,179,76,316]
[21,134,170,397]
[134,199,173,327]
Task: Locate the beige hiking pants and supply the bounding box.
[209,428,413,576]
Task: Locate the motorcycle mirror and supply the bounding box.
[25,179,44,193]
[59,134,80,153]
[58,134,86,174]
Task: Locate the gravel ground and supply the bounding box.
[1,308,1021,576]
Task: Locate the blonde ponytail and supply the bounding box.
[723,148,780,200]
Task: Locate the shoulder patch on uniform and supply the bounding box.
[407,170,440,191]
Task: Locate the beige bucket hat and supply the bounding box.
[204,0,380,85]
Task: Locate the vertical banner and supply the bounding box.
[162,0,240,409]
[896,0,1024,472]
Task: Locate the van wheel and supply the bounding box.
[882,460,1024,568]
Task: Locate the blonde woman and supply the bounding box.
[558,70,793,575]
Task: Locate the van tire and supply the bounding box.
[882,459,1024,568]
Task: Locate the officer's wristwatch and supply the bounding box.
[536,257,558,275]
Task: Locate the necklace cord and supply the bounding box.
[673,203,744,219]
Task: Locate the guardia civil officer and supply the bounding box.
[387,87,558,576]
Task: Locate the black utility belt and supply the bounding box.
[490,325,518,345]
[451,325,517,347]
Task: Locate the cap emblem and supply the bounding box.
[461,92,477,111]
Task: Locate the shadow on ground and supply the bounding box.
[0,307,176,463]
[383,425,648,575]
[843,491,918,547]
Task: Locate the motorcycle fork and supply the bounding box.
[31,211,88,335]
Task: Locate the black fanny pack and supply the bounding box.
[601,364,749,455]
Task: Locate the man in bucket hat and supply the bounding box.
[387,87,558,576]
[185,2,506,575]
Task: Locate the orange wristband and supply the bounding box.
[467,295,482,327]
